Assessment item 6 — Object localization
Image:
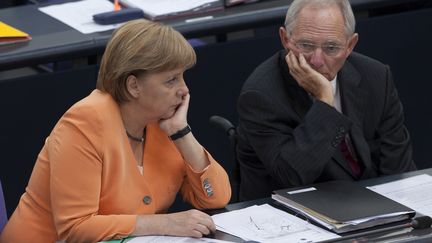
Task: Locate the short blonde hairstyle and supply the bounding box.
[97,19,196,103]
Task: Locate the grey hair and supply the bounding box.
[284,0,355,37]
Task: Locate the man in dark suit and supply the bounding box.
[236,0,416,201]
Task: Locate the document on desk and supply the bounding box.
[120,0,223,20]
[127,235,232,242]
[272,180,415,234]
[38,0,121,34]
[0,21,32,45]
[212,204,340,243]
[368,174,432,217]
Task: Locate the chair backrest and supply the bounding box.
[209,115,240,202]
[0,179,7,233]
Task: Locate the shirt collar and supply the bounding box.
[330,75,337,96]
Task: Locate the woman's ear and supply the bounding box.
[126,75,140,98]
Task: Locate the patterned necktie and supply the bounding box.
[339,136,362,178]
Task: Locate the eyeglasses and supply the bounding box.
[293,41,346,56]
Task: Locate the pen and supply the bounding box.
[114,0,121,11]
[185,15,213,23]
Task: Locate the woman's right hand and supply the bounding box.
[164,209,216,237]
[132,209,216,238]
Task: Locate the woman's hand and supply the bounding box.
[159,93,190,136]
[164,209,216,237]
[159,91,209,171]
[132,209,216,238]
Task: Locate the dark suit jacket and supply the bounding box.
[237,50,416,201]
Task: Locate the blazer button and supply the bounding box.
[143,196,152,205]
[331,141,338,148]
[206,188,214,197]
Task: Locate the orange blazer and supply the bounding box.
[0,90,231,243]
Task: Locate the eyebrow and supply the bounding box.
[323,40,343,45]
[165,71,182,80]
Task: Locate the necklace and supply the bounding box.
[126,130,145,142]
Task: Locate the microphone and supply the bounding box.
[318,216,432,243]
[209,115,235,136]
[411,216,432,229]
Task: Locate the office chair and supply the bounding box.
[209,115,240,202]
[0,179,7,233]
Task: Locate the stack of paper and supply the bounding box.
[212,204,340,242]
[120,0,224,20]
[38,0,121,34]
[368,174,432,217]
[126,235,232,242]
[272,180,416,233]
[0,21,31,45]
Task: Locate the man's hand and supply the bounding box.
[286,51,334,106]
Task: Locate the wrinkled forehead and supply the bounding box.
[292,5,348,42]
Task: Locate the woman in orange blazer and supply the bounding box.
[0,19,231,242]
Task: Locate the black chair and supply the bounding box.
[209,115,240,202]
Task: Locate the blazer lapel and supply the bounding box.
[279,52,372,178]
[337,60,372,178]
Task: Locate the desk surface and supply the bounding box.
[99,168,432,242]
[223,168,432,243]
[0,0,428,70]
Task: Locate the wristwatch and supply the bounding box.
[169,124,191,141]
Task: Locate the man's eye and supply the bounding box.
[324,44,341,53]
[298,43,315,51]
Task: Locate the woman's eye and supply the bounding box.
[166,78,176,84]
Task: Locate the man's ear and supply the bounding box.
[126,75,140,98]
[279,27,290,50]
[345,33,359,57]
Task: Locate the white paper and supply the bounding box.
[121,0,218,17]
[127,235,233,243]
[368,174,432,217]
[212,204,340,243]
[39,0,121,34]
[271,194,336,230]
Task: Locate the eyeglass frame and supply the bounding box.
[290,38,349,57]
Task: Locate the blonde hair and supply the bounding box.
[97,19,196,103]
